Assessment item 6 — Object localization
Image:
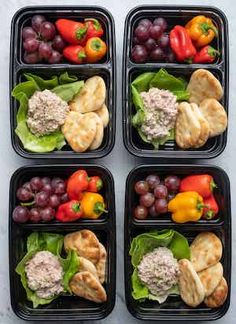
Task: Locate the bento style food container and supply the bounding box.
[124,164,231,321]
[10,6,116,159]
[9,165,116,321]
[123,6,229,158]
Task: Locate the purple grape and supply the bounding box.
[157,33,169,48]
[51,177,64,190]
[40,21,56,41]
[22,27,37,40]
[38,42,52,60]
[134,205,148,219]
[30,177,43,192]
[23,51,41,64]
[16,187,33,201]
[60,193,69,203]
[153,17,168,32]
[49,194,61,208]
[149,204,159,218]
[48,50,62,64]
[31,15,46,32]
[35,191,49,207]
[149,25,162,40]
[164,175,180,192]
[146,174,160,190]
[166,50,176,63]
[139,192,155,207]
[155,198,168,214]
[154,185,168,199]
[133,36,140,45]
[134,25,150,43]
[131,45,148,63]
[138,19,152,29]
[42,183,53,195]
[144,38,157,52]
[134,181,149,195]
[41,177,51,185]
[52,35,66,52]
[150,47,165,61]
[29,208,41,223]
[54,181,66,195]
[13,206,29,223]
[22,182,32,192]
[23,38,39,53]
[40,207,55,222]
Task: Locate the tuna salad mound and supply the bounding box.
[137,247,179,297]
[140,88,178,141]
[27,89,69,137]
[25,251,64,299]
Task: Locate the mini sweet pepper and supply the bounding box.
[80,192,107,219]
[168,191,204,223]
[67,169,89,200]
[180,174,217,198]
[185,15,218,48]
[56,200,83,222]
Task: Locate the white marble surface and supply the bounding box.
[0,0,235,323]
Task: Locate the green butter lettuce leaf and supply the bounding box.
[12,73,84,153]
[131,269,149,300]
[136,128,174,150]
[16,232,80,308]
[131,72,155,93]
[168,231,191,260]
[131,85,144,111]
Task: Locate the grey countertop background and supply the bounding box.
[0,0,235,323]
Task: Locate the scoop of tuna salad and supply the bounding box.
[25,250,64,299]
[140,88,177,141]
[137,247,179,297]
[27,89,69,137]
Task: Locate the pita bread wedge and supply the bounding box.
[89,114,104,150]
[204,277,228,308]
[198,262,223,297]
[96,243,107,284]
[78,257,99,279]
[191,103,210,148]
[95,104,109,127]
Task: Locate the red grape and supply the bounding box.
[153,17,167,32]
[157,33,169,48]
[48,50,62,64]
[138,19,152,29]
[42,183,53,195]
[40,21,56,41]
[154,185,168,199]
[51,177,64,189]
[52,35,66,52]
[38,42,52,60]
[150,47,165,61]
[164,175,180,192]
[144,38,157,52]
[31,15,46,32]
[54,181,66,195]
[29,208,41,223]
[35,191,49,207]
[41,177,51,185]
[166,50,176,63]
[23,38,39,53]
[40,207,55,222]
[134,205,148,219]
[149,204,159,217]
[134,181,149,195]
[22,182,32,192]
[146,174,160,190]
[30,177,43,192]
[60,193,69,203]
[149,25,162,40]
[13,206,29,223]
[140,192,155,207]
[22,27,37,40]
[133,36,140,45]
[24,51,41,64]
[49,194,61,208]
[131,45,148,63]
[155,198,168,214]
[16,187,33,201]
[134,25,150,42]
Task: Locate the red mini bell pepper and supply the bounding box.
[85,18,104,39]
[180,174,217,198]
[67,169,89,200]
[87,176,103,193]
[202,194,219,219]
[193,45,219,63]
[170,25,197,62]
[56,19,88,45]
[56,200,83,222]
[63,45,86,64]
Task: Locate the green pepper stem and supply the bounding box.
[94,202,108,215]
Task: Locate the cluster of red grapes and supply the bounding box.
[131,17,175,63]
[13,176,69,224]
[22,15,66,64]
[134,174,180,219]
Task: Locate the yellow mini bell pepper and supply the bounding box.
[80,192,107,219]
[168,191,204,223]
[185,15,218,48]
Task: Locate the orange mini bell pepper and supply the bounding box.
[85,37,107,63]
[185,15,218,48]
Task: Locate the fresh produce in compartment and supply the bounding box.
[16,230,107,308]
[12,169,107,224]
[130,230,228,308]
[131,15,219,63]
[12,73,109,153]
[131,69,227,150]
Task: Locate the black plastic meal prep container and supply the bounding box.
[9,6,116,159]
[9,164,116,321]
[122,6,229,159]
[124,164,231,321]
